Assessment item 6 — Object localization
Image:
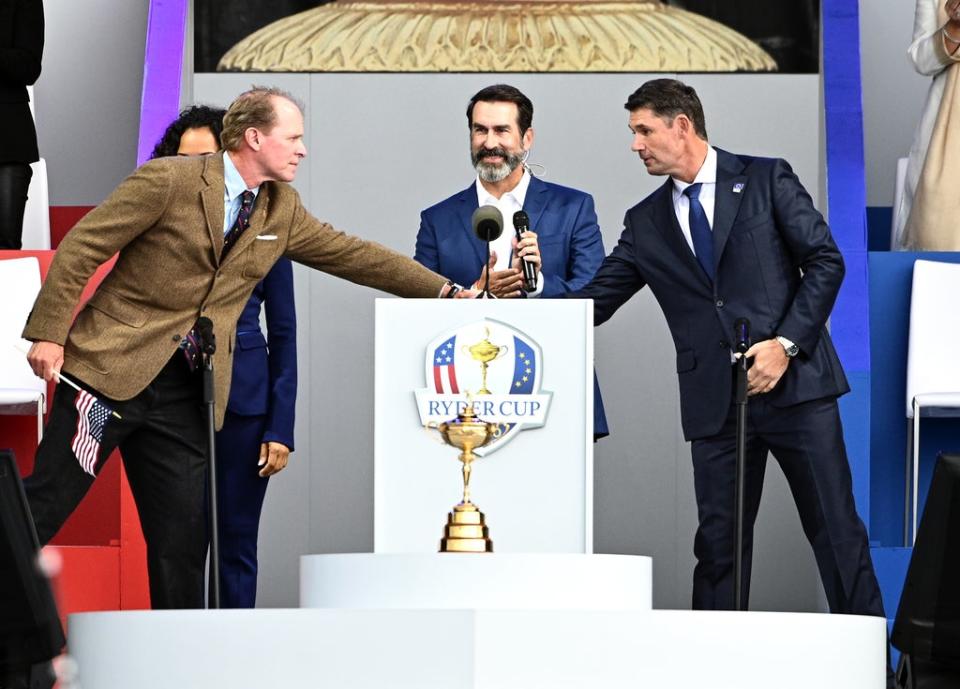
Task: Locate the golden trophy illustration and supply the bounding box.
[430,403,500,553]
[462,328,508,395]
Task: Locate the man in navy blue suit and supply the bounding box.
[415,84,608,437]
[573,79,886,618]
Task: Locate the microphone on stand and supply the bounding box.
[196,316,216,355]
[512,210,537,293]
[472,205,503,298]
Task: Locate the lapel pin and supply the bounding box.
[732,183,744,194]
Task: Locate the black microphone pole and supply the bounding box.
[484,241,493,298]
[471,205,504,299]
[733,317,750,612]
[512,210,537,293]
[197,316,221,609]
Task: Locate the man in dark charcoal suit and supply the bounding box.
[572,79,886,621]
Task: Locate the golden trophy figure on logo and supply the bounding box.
[462,327,507,395]
[432,402,500,552]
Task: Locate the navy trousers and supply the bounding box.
[689,394,885,617]
[211,411,270,608]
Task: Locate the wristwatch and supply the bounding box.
[776,335,799,358]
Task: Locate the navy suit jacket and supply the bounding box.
[415,175,609,437]
[225,257,297,450]
[415,176,605,297]
[573,149,849,441]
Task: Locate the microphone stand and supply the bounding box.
[483,240,493,298]
[733,320,750,612]
[198,321,221,609]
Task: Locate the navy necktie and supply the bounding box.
[683,183,714,281]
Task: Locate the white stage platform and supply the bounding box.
[68,608,887,689]
[300,553,652,609]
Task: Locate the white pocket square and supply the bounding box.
[255,234,278,241]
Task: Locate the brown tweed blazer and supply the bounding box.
[22,154,447,426]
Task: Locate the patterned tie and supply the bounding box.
[221,190,255,260]
[683,183,714,281]
[180,190,256,371]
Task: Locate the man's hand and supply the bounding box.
[473,251,524,298]
[27,341,64,382]
[512,230,542,279]
[258,441,290,477]
[743,339,790,396]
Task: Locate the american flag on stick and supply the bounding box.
[71,389,113,476]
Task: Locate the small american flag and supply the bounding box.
[71,389,113,476]
[432,335,459,394]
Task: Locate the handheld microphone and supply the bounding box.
[196,316,216,356]
[512,210,537,293]
[472,205,503,242]
[734,318,751,354]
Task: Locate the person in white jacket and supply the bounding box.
[895,0,960,249]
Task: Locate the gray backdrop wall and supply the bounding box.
[194,72,826,611]
[33,0,148,206]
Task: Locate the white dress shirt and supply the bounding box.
[475,169,544,296]
[671,145,717,254]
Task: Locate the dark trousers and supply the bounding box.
[689,394,885,617]
[0,163,32,250]
[211,411,270,608]
[25,355,208,609]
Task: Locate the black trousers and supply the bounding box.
[25,355,208,609]
[689,394,885,618]
[0,163,32,250]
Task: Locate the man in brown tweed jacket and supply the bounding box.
[21,87,458,608]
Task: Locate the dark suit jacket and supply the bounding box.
[414,176,605,297]
[573,148,849,441]
[0,0,43,164]
[415,175,610,437]
[226,257,297,450]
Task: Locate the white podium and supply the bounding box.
[68,609,886,689]
[374,299,595,553]
[299,553,652,609]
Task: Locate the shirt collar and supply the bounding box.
[223,151,260,202]
[475,168,531,207]
[672,145,717,197]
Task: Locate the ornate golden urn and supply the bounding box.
[218,0,776,73]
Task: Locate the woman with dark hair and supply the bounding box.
[152,106,298,608]
[0,0,44,249]
[151,104,227,159]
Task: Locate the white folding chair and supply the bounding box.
[0,257,46,444]
[21,158,51,250]
[904,259,960,545]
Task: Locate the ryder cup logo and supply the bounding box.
[415,319,552,455]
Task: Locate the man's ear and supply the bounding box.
[522,126,534,152]
[244,127,261,151]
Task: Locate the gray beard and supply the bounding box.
[472,148,525,183]
[476,160,513,183]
